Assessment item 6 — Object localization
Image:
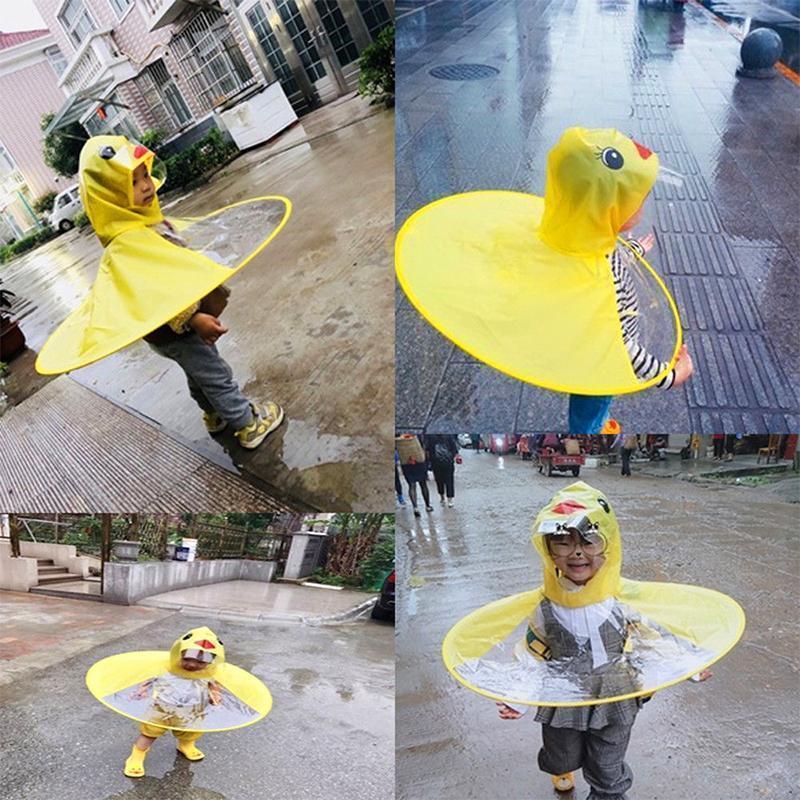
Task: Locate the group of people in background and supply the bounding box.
[395,434,461,516]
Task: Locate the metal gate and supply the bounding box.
[235,0,393,113]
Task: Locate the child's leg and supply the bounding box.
[582,720,635,800]
[538,723,584,778]
[173,729,205,761]
[567,394,613,434]
[124,724,164,777]
[149,336,254,430]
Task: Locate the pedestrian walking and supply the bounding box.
[724,435,737,462]
[396,434,433,517]
[713,434,725,460]
[620,434,637,476]
[426,434,461,507]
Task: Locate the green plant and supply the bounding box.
[73,210,90,229]
[33,191,57,215]
[0,227,58,263]
[41,112,87,178]
[358,25,395,107]
[162,127,238,193]
[140,128,167,155]
[357,534,394,591]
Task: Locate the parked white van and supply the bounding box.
[48,186,82,232]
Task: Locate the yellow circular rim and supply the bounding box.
[395,190,683,396]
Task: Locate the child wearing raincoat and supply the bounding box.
[63,137,284,449]
[495,484,651,799]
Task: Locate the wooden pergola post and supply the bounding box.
[9,515,21,558]
[100,514,112,594]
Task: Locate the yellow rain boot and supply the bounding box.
[552,772,575,792]
[123,745,148,778]
[176,732,205,761]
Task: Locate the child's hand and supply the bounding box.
[496,702,522,720]
[209,690,222,705]
[190,312,228,346]
[672,344,694,387]
[638,232,656,253]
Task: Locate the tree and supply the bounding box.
[41,112,88,178]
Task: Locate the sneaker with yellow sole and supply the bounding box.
[203,411,227,434]
[235,402,284,449]
[552,772,575,792]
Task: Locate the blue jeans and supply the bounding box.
[148,333,253,429]
[568,394,613,434]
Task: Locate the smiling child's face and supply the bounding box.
[547,531,606,585]
[132,162,155,206]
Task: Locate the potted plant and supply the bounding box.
[0,278,25,362]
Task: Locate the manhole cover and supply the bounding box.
[429,63,500,80]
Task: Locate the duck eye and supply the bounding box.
[99,145,116,160]
[218,640,224,646]
[182,633,192,640]
[600,147,624,170]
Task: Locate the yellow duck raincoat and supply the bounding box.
[86,626,272,732]
[395,128,682,395]
[442,482,745,707]
[36,136,291,375]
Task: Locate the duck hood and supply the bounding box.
[79,135,166,246]
[168,626,225,679]
[531,481,622,607]
[539,127,659,256]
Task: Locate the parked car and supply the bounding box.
[488,434,518,455]
[371,569,395,622]
[48,185,82,232]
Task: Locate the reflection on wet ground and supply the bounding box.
[395,449,799,799]
[395,0,800,433]
[0,603,394,800]
[694,0,800,71]
[2,97,393,511]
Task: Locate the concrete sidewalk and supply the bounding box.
[2,95,393,511]
[138,579,375,624]
[395,0,800,433]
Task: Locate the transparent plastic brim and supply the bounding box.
[150,155,167,190]
[616,165,685,373]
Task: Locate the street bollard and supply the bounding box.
[736,27,783,79]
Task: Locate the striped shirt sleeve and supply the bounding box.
[610,246,675,390]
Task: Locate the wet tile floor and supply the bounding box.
[395,0,800,433]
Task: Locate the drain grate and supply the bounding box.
[429,63,499,80]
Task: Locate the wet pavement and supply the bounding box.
[139,579,375,623]
[395,448,799,799]
[395,0,800,433]
[2,96,394,511]
[0,594,394,800]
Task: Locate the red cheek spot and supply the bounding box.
[633,140,652,160]
[133,145,149,159]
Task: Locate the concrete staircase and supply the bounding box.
[30,559,101,601]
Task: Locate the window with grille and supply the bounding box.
[245,3,307,110]
[172,10,256,110]
[58,0,97,49]
[134,59,193,135]
[314,1,359,67]
[107,0,132,17]
[85,93,140,139]
[356,0,391,38]
[45,45,68,78]
[275,0,326,82]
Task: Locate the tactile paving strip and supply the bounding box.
[0,377,298,512]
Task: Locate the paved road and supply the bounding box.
[395,0,800,433]
[395,448,799,799]
[0,595,394,800]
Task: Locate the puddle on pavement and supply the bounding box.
[695,0,800,70]
[104,755,227,799]
[284,667,319,694]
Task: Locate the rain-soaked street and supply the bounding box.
[0,594,394,800]
[1,97,393,511]
[395,0,800,433]
[395,447,798,799]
